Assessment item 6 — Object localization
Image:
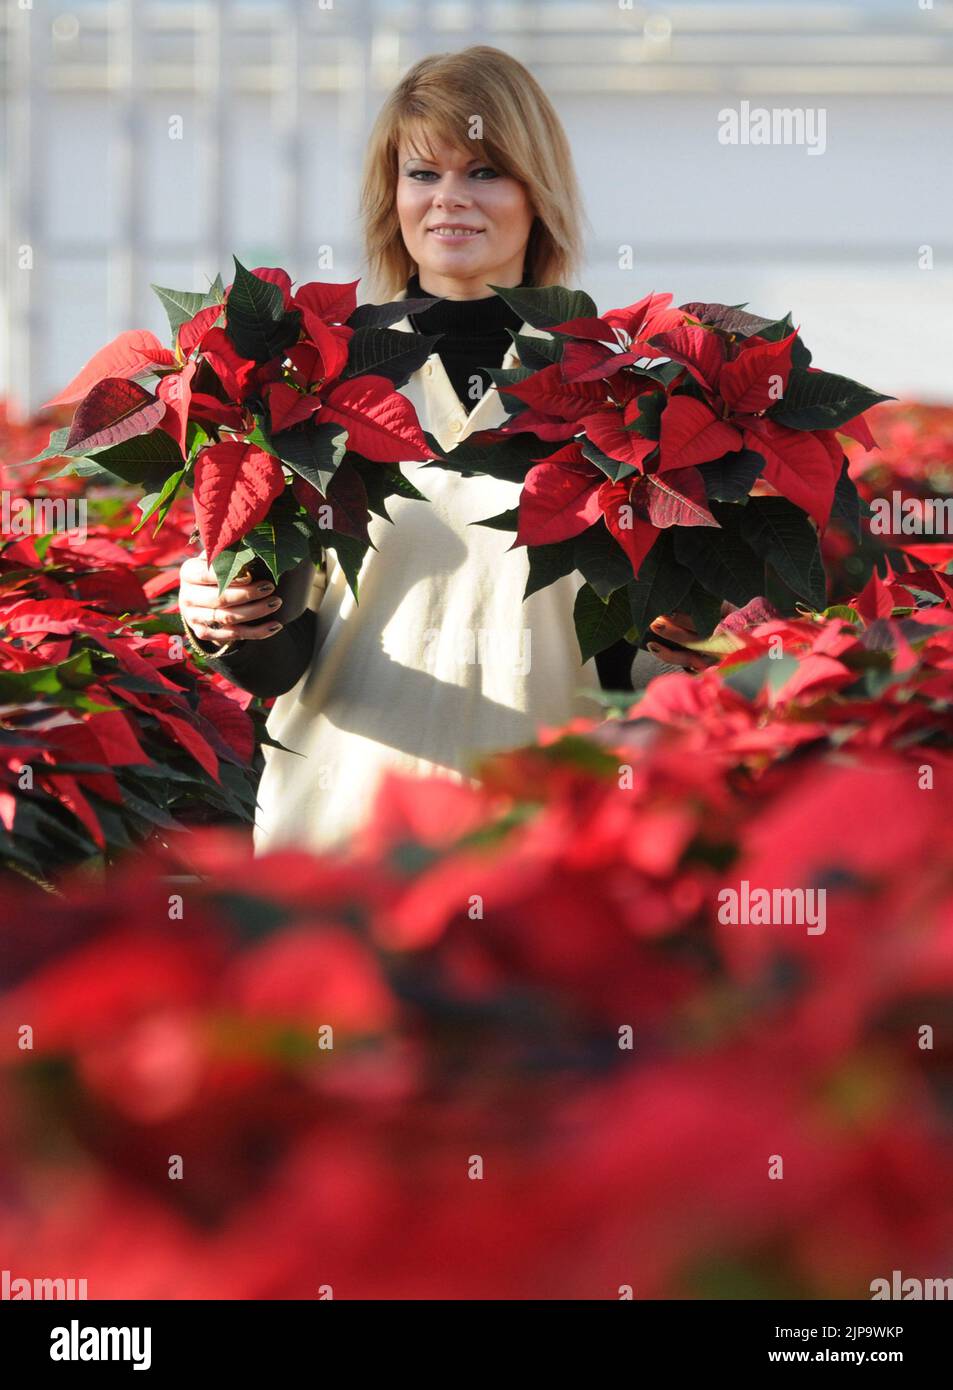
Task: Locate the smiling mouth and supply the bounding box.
[428,228,484,238]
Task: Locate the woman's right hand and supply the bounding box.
[178,554,285,644]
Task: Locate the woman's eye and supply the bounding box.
[406,167,499,181]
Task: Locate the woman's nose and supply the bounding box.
[434,178,472,207]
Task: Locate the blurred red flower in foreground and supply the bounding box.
[2,722,951,1297]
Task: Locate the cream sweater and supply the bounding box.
[252,294,610,853]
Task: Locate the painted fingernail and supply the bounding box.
[266,623,283,634]
[256,583,274,595]
[267,597,282,610]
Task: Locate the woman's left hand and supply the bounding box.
[646,602,737,674]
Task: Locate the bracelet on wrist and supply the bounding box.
[182,617,241,661]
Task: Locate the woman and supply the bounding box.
[178,46,713,853]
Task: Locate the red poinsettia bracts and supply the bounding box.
[442,284,892,660]
[41,331,177,409]
[31,259,438,593]
[0,457,262,871]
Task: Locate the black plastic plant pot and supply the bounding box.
[247,554,316,626]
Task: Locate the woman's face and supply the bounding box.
[396,133,535,298]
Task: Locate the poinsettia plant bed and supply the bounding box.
[435,285,892,660]
[4,597,953,1297]
[29,260,440,600]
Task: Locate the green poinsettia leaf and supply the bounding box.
[321,532,368,602]
[573,523,633,599]
[524,538,577,599]
[507,330,564,370]
[244,505,312,582]
[770,367,893,431]
[830,457,861,541]
[225,257,301,363]
[698,448,765,504]
[133,466,187,535]
[151,284,211,340]
[673,504,766,609]
[627,534,694,640]
[472,508,519,531]
[487,283,597,331]
[341,326,441,389]
[739,496,827,609]
[573,582,634,661]
[272,420,348,495]
[212,544,256,595]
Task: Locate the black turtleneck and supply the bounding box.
[405,270,528,410]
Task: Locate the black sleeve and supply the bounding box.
[594,636,638,692]
[198,609,318,698]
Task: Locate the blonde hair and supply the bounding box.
[360,46,588,300]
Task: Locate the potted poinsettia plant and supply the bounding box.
[428,286,891,660]
[29,259,442,618]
